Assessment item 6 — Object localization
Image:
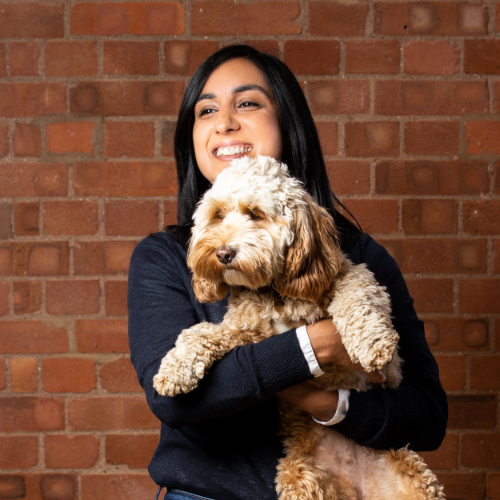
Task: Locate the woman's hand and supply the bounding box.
[306,319,386,384]
[276,381,339,422]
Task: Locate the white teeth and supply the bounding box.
[216,146,252,157]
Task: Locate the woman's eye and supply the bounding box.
[239,101,259,109]
[199,107,216,117]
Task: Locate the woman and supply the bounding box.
[128,45,447,500]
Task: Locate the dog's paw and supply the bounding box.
[153,353,206,396]
[358,335,398,372]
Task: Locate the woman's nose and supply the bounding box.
[215,108,239,134]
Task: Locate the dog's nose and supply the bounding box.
[216,246,236,265]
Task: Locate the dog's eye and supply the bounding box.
[216,211,224,220]
[249,211,262,221]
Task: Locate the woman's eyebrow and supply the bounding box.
[196,85,270,103]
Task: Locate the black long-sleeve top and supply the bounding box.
[127,231,447,500]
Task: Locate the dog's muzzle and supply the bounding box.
[216,246,236,265]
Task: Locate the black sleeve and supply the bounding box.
[127,235,313,429]
[333,235,448,452]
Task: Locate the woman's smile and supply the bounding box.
[193,58,282,183]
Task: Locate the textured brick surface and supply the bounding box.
[1,0,499,491]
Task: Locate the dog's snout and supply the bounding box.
[216,246,236,265]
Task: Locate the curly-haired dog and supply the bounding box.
[154,156,445,500]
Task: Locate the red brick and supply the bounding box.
[0,163,67,198]
[419,434,458,471]
[374,2,488,36]
[496,239,500,274]
[69,397,159,430]
[284,41,340,75]
[488,472,500,500]
[0,2,64,38]
[0,202,11,239]
[14,123,41,158]
[0,244,13,275]
[100,358,141,393]
[497,161,500,193]
[460,279,500,313]
[41,474,77,500]
[46,121,95,155]
[375,160,489,195]
[75,319,129,353]
[342,200,398,235]
[106,434,157,468]
[161,121,176,157]
[497,4,500,33]
[0,282,8,316]
[42,358,96,393]
[105,281,128,317]
[70,81,184,116]
[0,358,5,389]
[0,436,38,469]
[424,318,488,351]
[164,41,218,75]
[470,355,500,390]
[0,44,6,77]
[402,199,457,235]
[448,395,496,429]
[104,41,158,75]
[243,40,279,57]
[44,201,99,236]
[375,80,488,115]
[309,1,368,36]
[0,83,66,117]
[436,473,484,500]
[73,162,176,197]
[434,355,465,391]
[10,42,39,77]
[104,122,154,158]
[81,474,157,500]
[14,202,39,236]
[46,280,100,316]
[345,41,400,75]
[0,123,8,158]
[461,433,500,468]
[0,321,67,354]
[495,81,500,113]
[404,41,459,75]
[466,121,500,155]
[465,40,500,74]
[11,357,38,393]
[464,200,500,235]
[308,80,370,115]
[10,242,70,277]
[45,41,98,77]
[405,279,454,313]
[378,238,486,274]
[45,435,99,469]
[0,397,64,431]
[164,200,178,226]
[73,240,138,276]
[192,1,300,35]
[404,121,459,156]
[105,200,158,236]
[315,122,338,157]
[71,2,184,35]
[13,281,42,315]
[326,162,370,196]
[345,121,399,157]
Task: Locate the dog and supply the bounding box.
[153,156,445,500]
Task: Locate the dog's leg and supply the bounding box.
[153,322,248,396]
[276,405,336,500]
[327,259,400,375]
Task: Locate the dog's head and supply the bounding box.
[187,156,342,303]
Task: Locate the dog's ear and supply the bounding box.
[274,194,342,301]
[192,275,230,304]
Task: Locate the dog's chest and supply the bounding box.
[229,289,327,337]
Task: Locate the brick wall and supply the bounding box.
[0,1,499,499]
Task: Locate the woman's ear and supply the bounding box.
[192,275,230,303]
[274,194,342,301]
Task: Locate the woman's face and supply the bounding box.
[193,58,283,183]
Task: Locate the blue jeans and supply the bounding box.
[156,488,215,500]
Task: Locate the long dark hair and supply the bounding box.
[169,44,361,248]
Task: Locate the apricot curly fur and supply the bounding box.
[153,156,445,500]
